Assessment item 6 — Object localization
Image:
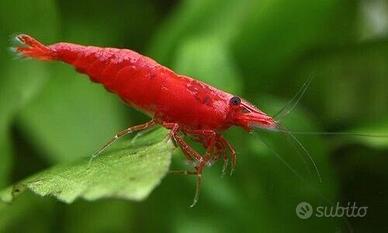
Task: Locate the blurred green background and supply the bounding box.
[1,0,388,232]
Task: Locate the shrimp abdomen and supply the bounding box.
[13,34,168,114]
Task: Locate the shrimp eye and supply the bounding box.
[229,96,241,106]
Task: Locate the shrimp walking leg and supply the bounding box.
[218,136,237,175]
[90,120,157,164]
[162,123,209,207]
[186,130,230,175]
[184,129,217,172]
[163,123,203,162]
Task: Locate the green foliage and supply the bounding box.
[17,66,129,163]
[173,35,242,94]
[0,0,59,187]
[0,128,173,203]
[1,0,388,232]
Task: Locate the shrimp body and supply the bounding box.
[14,34,276,206]
[39,42,244,131]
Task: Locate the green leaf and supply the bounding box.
[0,128,174,203]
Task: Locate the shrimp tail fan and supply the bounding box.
[11,34,55,61]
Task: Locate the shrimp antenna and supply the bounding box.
[273,128,388,138]
[256,135,304,181]
[254,124,322,183]
[273,75,314,121]
[276,124,322,183]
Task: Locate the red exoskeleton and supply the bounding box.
[14,34,313,206]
